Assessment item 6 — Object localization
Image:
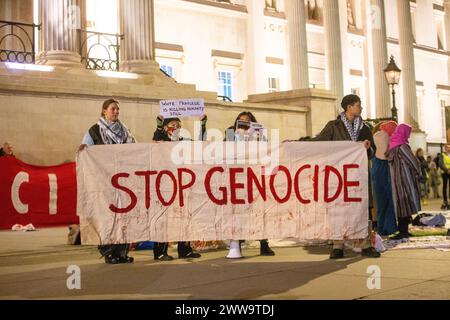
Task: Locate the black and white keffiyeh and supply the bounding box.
[340,112,363,142]
[97,118,135,145]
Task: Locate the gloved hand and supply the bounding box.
[156,115,164,129]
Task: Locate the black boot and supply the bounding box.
[390,218,410,240]
[178,242,201,259]
[260,240,275,256]
[153,242,173,261]
[361,247,381,258]
[104,255,121,264]
[329,249,344,259]
[115,244,134,263]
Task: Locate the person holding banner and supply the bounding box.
[224,111,275,259]
[386,124,422,240]
[78,98,136,264]
[151,115,206,261]
[371,121,398,236]
[311,94,380,259]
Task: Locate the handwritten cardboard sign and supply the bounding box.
[160,99,205,118]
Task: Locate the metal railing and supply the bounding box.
[218,95,233,102]
[78,29,123,71]
[0,20,41,64]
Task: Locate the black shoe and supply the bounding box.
[390,233,409,240]
[155,254,173,261]
[179,251,201,259]
[260,244,275,256]
[361,247,381,258]
[119,255,134,263]
[329,249,344,259]
[441,203,448,210]
[105,255,121,264]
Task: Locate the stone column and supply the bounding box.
[397,0,419,128]
[119,0,160,74]
[444,0,450,78]
[246,0,267,95]
[38,0,84,67]
[323,0,344,106]
[368,0,390,118]
[285,0,309,89]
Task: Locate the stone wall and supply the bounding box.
[0,65,335,165]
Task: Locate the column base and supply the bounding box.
[120,60,161,75]
[410,128,427,152]
[36,51,83,68]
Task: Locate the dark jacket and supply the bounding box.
[153,124,207,142]
[312,116,376,159]
[88,124,106,145]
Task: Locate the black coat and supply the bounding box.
[312,116,376,159]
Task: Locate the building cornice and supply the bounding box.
[266,57,284,65]
[155,42,184,52]
[181,0,247,13]
[211,49,244,60]
[387,37,450,57]
[264,9,286,20]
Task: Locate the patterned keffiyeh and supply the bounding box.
[340,112,363,142]
[98,118,135,145]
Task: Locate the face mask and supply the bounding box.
[167,127,180,141]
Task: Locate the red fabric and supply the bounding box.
[0,156,79,229]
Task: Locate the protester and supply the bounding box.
[78,98,136,264]
[415,148,429,206]
[438,145,450,210]
[429,157,440,199]
[386,124,422,240]
[224,111,275,258]
[371,121,398,236]
[302,94,380,259]
[0,142,13,157]
[151,115,206,261]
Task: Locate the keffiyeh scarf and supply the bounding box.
[340,112,363,142]
[98,118,135,145]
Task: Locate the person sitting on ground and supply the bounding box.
[151,115,206,261]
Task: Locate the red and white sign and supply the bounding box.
[76,141,369,245]
[0,157,78,229]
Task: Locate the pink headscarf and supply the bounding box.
[388,123,412,151]
[380,121,397,136]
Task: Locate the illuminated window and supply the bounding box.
[268,77,279,92]
[160,64,174,78]
[218,71,233,100]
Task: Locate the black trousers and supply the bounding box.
[442,173,450,203]
[98,244,129,258]
[153,242,193,258]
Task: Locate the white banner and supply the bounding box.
[76,141,369,245]
[159,99,205,118]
